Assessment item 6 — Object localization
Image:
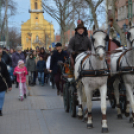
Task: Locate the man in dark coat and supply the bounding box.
[0,46,12,66]
[12,46,26,88]
[0,52,12,116]
[68,23,91,68]
[50,43,68,96]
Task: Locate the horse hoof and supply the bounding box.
[82,117,88,122]
[87,123,93,129]
[125,112,130,117]
[77,115,83,120]
[129,117,133,123]
[102,128,109,133]
[117,114,122,119]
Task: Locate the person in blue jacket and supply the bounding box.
[37,55,46,86]
[50,43,68,96]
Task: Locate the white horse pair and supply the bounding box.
[75,27,134,133]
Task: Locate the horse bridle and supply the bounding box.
[92,30,109,53]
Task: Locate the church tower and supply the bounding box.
[21,0,55,50]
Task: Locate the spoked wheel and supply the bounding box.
[63,83,70,112]
[109,95,116,109]
[69,86,76,117]
[119,96,126,114]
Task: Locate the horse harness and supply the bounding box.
[79,53,109,78]
[117,48,134,74]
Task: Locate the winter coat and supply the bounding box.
[12,52,26,69]
[37,60,46,72]
[50,50,68,75]
[13,66,28,83]
[1,51,12,66]
[0,61,12,92]
[68,32,91,53]
[26,58,36,72]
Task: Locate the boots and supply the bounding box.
[0,110,3,116]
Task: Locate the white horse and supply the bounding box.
[75,30,109,133]
[111,27,134,127]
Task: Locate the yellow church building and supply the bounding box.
[21,0,55,50]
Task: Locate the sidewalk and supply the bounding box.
[0,84,63,134]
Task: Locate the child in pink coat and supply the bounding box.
[13,60,28,100]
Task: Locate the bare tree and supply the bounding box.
[8,27,21,49]
[42,0,87,45]
[0,0,17,41]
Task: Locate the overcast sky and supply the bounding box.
[8,0,60,34]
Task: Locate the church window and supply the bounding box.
[35,2,38,9]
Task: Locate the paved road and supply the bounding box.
[0,84,134,134]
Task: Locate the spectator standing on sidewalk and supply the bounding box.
[26,53,37,86]
[37,55,46,86]
[50,43,68,96]
[0,53,12,116]
[12,46,26,88]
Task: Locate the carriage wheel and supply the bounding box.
[119,96,126,114]
[69,86,76,117]
[109,95,116,109]
[63,83,70,112]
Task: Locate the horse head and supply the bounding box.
[127,26,134,48]
[92,30,109,60]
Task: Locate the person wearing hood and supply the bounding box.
[77,19,88,36]
[26,53,37,86]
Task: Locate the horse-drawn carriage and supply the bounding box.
[62,39,126,116]
[60,27,134,133]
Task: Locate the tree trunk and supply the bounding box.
[1,0,8,38]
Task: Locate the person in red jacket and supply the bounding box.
[13,60,28,101]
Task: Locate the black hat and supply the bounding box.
[55,43,62,47]
[75,24,85,31]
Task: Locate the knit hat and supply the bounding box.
[55,43,62,47]
[18,60,24,66]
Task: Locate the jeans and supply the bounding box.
[38,72,44,84]
[0,91,6,110]
[29,71,36,83]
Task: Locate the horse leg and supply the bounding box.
[125,91,130,117]
[125,84,134,127]
[84,84,93,128]
[113,80,122,119]
[76,81,83,119]
[100,84,108,133]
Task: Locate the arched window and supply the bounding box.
[35,2,38,9]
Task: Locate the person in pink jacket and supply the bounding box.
[13,60,28,100]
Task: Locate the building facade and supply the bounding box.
[107,0,134,28]
[21,0,55,50]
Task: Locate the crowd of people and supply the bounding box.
[0,19,92,116]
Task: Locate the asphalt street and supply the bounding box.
[0,83,134,134]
